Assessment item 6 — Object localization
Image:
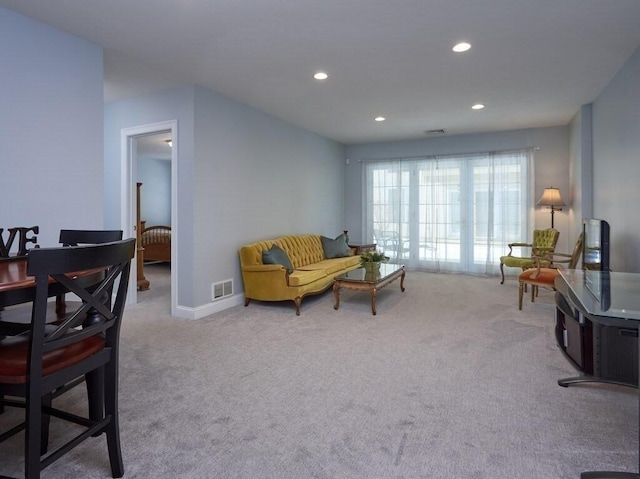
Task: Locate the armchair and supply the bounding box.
[499,228,559,284]
[518,233,584,310]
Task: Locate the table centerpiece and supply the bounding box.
[360,250,389,274]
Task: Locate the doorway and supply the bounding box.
[121,120,177,316]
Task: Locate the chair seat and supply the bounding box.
[518,267,559,286]
[500,256,535,268]
[0,333,104,384]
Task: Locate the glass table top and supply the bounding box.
[335,263,404,283]
[558,269,640,321]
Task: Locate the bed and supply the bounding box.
[141,222,171,263]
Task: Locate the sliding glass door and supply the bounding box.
[364,150,533,275]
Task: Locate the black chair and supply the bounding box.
[56,229,123,315]
[0,238,135,479]
[0,230,125,427]
[59,229,123,247]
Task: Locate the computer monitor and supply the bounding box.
[582,218,610,272]
[582,218,611,310]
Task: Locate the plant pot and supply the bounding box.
[363,261,381,274]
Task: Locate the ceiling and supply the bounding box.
[3,0,640,145]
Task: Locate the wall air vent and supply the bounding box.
[211,279,233,301]
[424,129,446,136]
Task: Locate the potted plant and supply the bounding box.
[360,250,389,274]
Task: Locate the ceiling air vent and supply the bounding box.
[424,129,446,136]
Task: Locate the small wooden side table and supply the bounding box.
[348,243,377,255]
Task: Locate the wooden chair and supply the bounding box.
[59,229,123,246]
[56,230,123,314]
[0,238,135,478]
[518,233,584,310]
[0,230,124,334]
[500,228,559,284]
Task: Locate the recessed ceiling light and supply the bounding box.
[452,42,471,53]
[313,71,328,80]
[471,103,485,110]
[374,116,386,122]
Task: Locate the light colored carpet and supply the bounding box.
[1,267,637,478]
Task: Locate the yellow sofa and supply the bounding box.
[239,234,361,315]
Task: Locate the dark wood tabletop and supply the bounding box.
[0,257,103,308]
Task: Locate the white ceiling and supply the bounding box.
[3,0,640,145]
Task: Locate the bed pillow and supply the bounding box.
[321,233,350,259]
[262,244,294,273]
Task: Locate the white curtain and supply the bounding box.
[363,149,534,275]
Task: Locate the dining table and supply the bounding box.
[0,256,104,335]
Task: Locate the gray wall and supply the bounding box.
[568,104,593,248]
[138,158,171,226]
[591,46,640,272]
[104,85,196,307]
[0,7,104,247]
[191,86,346,308]
[105,85,346,311]
[345,127,571,252]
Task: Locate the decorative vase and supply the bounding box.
[364,261,381,274]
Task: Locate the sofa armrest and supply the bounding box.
[241,263,292,296]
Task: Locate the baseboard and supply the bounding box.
[173,293,245,320]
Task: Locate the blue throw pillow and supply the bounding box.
[321,233,350,259]
[262,244,294,273]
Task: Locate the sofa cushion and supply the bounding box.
[321,233,350,259]
[288,269,328,287]
[262,244,293,273]
[298,256,361,275]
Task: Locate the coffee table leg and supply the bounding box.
[333,282,340,310]
[400,270,406,292]
[371,288,377,315]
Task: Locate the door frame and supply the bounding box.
[120,120,178,315]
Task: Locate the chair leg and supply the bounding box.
[518,281,525,310]
[104,364,124,478]
[531,285,536,303]
[500,263,505,284]
[25,387,43,479]
[40,393,52,455]
[86,369,104,421]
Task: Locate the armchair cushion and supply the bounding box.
[499,228,559,284]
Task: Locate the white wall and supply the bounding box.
[0,7,104,247]
[105,85,346,312]
[591,46,640,272]
[568,104,593,248]
[192,86,346,308]
[138,158,171,226]
[345,126,571,252]
[104,85,196,307]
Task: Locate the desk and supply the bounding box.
[556,269,640,479]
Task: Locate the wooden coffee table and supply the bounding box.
[333,263,405,315]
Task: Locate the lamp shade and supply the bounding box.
[537,187,565,207]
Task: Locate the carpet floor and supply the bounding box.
[1,267,637,478]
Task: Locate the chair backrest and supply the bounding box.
[59,229,123,246]
[532,228,560,250]
[568,233,585,269]
[25,239,135,380]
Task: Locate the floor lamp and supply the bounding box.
[537,187,565,228]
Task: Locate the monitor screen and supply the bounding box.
[582,218,610,272]
[582,218,611,310]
